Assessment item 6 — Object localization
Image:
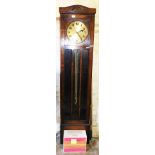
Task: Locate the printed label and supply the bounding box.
[71,139,77,144]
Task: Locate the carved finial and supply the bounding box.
[59,5,96,14]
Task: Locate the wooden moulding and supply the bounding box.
[59,5,96,15]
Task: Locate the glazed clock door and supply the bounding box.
[63,48,89,121]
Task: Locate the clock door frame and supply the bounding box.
[59,5,96,144]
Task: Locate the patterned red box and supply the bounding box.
[63,130,87,153]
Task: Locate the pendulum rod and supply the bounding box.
[74,50,78,105]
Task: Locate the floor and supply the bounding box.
[56,138,99,155]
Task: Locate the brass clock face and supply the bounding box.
[67,21,88,44]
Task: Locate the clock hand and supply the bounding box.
[76,29,84,33]
[76,31,82,41]
[73,25,83,41]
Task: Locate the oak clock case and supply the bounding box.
[59,5,96,144]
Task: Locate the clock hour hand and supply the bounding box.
[76,31,82,41]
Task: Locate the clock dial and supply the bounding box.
[67,21,88,44]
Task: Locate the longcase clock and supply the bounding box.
[59,5,96,143]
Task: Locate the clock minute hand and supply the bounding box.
[73,25,82,41]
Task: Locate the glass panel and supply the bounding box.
[63,48,89,121]
[64,49,72,120]
[80,49,89,120]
